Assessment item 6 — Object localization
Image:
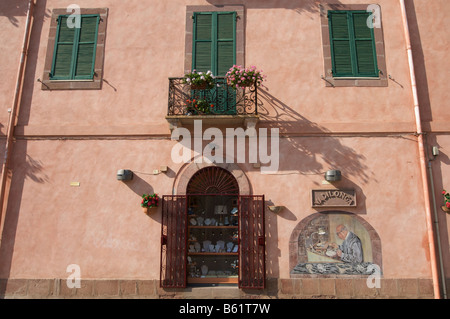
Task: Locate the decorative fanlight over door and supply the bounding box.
[186,166,239,195]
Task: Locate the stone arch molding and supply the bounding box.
[289,211,382,277]
[174,156,251,195]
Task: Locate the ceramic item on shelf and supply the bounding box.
[226,242,234,252]
[203,240,212,252]
[209,244,215,252]
[194,242,201,252]
[216,240,225,251]
[196,217,204,226]
[214,205,227,215]
[201,265,208,276]
[204,218,211,226]
[190,218,197,226]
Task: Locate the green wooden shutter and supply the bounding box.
[193,13,212,72]
[74,15,99,79]
[51,14,99,80]
[52,16,75,79]
[193,12,236,76]
[328,11,378,78]
[192,12,237,115]
[329,12,353,76]
[216,12,235,76]
[352,12,378,76]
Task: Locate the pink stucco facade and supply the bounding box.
[0,0,449,299]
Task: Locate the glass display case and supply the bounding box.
[187,194,239,284]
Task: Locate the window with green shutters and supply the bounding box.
[50,14,100,80]
[192,11,236,76]
[328,11,379,78]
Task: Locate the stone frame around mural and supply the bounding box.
[289,211,382,277]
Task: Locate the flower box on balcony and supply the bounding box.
[190,83,209,90]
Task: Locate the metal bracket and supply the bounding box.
[321,75,335,87]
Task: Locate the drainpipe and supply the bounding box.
[399,0,441,299]
[0,0,35,234]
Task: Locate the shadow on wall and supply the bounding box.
[200,0,374,187]
[257,88,374,187]
[119,172,165,223]
[404,0,432,123]
[24,154,48,183]
[0,141,48,297]
[206,0,344,13]
[121,172,155,198]
[0,0,49,297]
[13,1,51,128]
[0,0,30,27]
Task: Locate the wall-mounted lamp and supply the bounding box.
[432,146,439,157]
[268,205,284,213]
[117,169,133,181]
[324,169,341,182]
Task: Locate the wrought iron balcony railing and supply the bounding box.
[167,77,258,116]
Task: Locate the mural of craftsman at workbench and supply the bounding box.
[290,212,382,276]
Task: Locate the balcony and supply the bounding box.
[166,77,259,131]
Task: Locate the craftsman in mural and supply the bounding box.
[330,224,363,263]
[290,213,381,276]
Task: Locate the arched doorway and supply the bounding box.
[186,167,240,285]
[160,165,265,289]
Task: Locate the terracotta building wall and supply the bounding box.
[0,135,429,280]
[11,0,417,137]
[0,0,449,298]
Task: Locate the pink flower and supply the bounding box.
[446,202,450,208]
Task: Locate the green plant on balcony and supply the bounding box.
[186,98,214,115]
[226,65,266,89]
[183,70,215,89]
